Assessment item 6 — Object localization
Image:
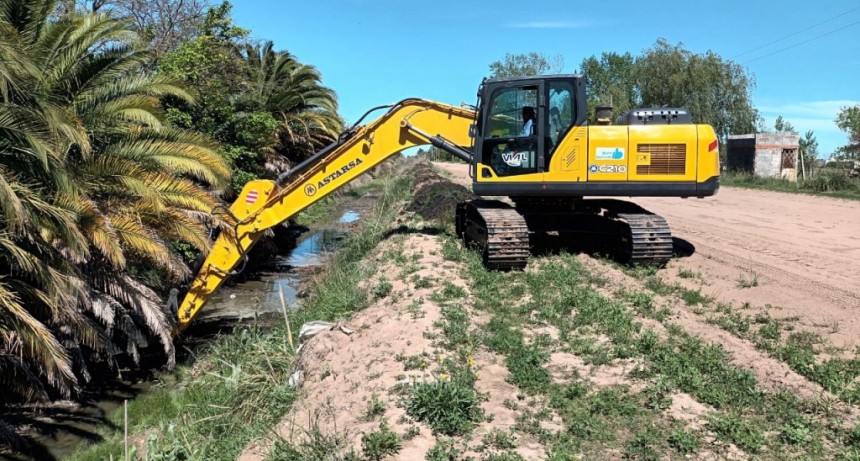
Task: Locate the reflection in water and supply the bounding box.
[198,214,354,323]
[339,210,359,224]
[275,228,347,268]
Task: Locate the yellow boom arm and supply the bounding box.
[177,99,476,330]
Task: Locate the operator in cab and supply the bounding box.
[521,106,535,136]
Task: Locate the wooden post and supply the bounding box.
[124,400,128,461]
[799,146,806,180]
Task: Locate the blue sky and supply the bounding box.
[232,0,859,157]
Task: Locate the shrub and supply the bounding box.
[406,380,483,436]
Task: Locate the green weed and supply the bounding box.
[406,380,483,436]
[681,288,709,306]
[708,413,766,453]
[667,429,700,454]
[361,421,402,461]
[373,277,393,299]
[425,437,463,461]
[677,268,701,280]
[267,423,358,461]
[396,353,430,371]
[363,393,386,421]
[736,271,759,288]
[481,428,518,451]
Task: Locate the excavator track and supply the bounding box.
[457,200,530,270]
[617,213,673,265]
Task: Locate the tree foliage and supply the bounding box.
[578,51,637,121]
[836,105,860,160]
[799,130,819,177]
[774,115,795,133]
[161,3,341,194]
[488,52,564,78]
[580,39,759,141]
[0,4,341,454]
[0,0,227,408]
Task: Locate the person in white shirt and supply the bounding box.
[521,106,535,136]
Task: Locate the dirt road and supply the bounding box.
[434,162,860,351]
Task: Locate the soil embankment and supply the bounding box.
[436,161,860,351]
[238,161,860,460]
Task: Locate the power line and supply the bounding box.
[743,19,860,64]
[732,5,860,59]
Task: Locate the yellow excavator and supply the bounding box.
[176,74,720,330]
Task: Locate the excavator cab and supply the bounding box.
[474,76,587,180]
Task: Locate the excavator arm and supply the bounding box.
[177,99,476,330]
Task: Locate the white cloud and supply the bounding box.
[505,21,589,29]
[758,99,859,121]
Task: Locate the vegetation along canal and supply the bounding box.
[24,209,362,460]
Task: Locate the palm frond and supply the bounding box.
[0,281,76,396]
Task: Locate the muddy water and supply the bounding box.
[22,210,360,460]
[195,210,358,323]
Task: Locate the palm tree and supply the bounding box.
[0,0,89,399]
[239,41,343,172]
[0,0,229,399]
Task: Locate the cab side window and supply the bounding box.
[548,82,574,148]
[483,86,539,177]
[486,87,537,138]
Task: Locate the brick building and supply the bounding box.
[726,132,801,180]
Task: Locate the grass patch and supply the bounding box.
[677,268,701,280]
[721,171,860,200]
[362,393,386,421]
[708,303,860,405]
[736,271,759,288]
[425,438,463,461]
[294,195,338,226]
[361,421,402,461]
[405,379,483,436]
[442,237,854,459]
[707,413,766,453]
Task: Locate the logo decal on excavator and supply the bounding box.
[308,158,364,195]
[502,151,528,167]
[589,164,627,173]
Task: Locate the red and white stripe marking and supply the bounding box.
[245,190,258,205]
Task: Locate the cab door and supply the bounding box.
[476,81,546,181]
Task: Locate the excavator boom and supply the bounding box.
[177,99,475,330]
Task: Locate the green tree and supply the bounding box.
[239,41,342,170]
[835,105,860,160]
[159,1,255,192]
[488,52,564,78]
[0,0,228,405]
[578,51,637,122]
[635,39,758,142]
[774,115,795,132]
[798,130,819,177]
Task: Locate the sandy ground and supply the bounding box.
[239,233,545,460]
[434,162,860,352]
[232,163,858,460]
